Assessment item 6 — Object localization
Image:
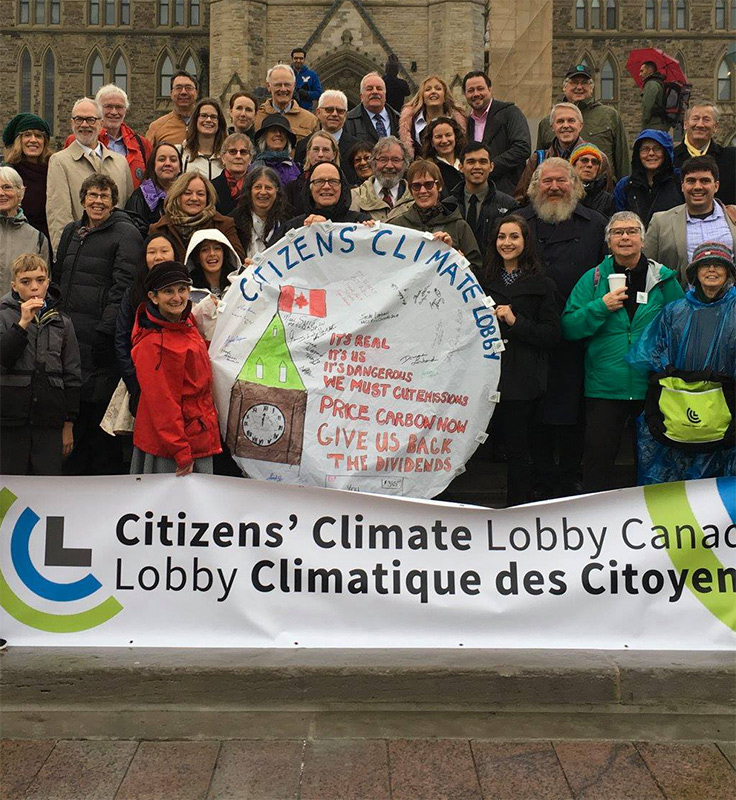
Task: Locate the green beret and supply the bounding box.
[2,114,51,148]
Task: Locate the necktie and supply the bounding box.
[373,114,388,138]
[467,194,479,234]
[382,187,394,209]
[90,151,102,171]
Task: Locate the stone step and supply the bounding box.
[2,648,733,742]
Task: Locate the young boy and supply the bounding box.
[0,253,81,474]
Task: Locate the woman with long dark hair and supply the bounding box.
[483,214,561,506]
[420,116,467,197]
[125,142,183,230]
[180,98,228,181]
[231,166,291,257]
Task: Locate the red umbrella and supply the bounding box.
[626,48,688,88]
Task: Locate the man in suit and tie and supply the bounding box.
[462,70,531,196]
[46,97,132,252]
[645,155,736,286]
[344,73,400,145]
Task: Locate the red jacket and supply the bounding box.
[131,303,221,468]
[64,123,152,189]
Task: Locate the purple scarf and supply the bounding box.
[140,179,167,213]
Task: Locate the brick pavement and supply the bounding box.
[2,738,734,799]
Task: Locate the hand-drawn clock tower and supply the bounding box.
[226,311,308,466]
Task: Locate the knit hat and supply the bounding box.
[145,261,193,293]
[2,113,51,147]
[570,142,603,166]
[686,241,736,285]
[254,113,297,148]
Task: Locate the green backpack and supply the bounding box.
[645,367,736,453]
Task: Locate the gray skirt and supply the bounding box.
[130,447,214,475]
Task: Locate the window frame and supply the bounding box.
[88,0,131,26]
[43,49,56,134]
[19,48,32,112]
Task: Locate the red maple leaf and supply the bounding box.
[294,292,309,308]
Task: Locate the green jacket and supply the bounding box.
[389,202,483,272]
[561,255,684,400]
[536,98,630,181]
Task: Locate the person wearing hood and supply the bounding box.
[250,114,302,189]
[627,241,736,484]
[277,162,371,236]
[184,227,242,344]
[130,260,221,476]
[390,159,482,272]
[570,143,615,220]
[0,166,50,295]
[0,253,81,475]
[53,173,142,475]
[613,129,683,227]
[561,211,684,493]
[450,142,517,258]
[639,61,669,132]
[535,65,630,182]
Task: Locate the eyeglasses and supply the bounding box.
[172,85,196,93]
[409,180,438,192]
[226,148,250,156]
[310,178,341,188]
[639,145,664,155]
[376,156,404,166]
[320,106,346,115]
[353,154,371,163]
[576,156,600,165]
[72,116,100,125]
[198,113,219,121]
[608,227,642,238]
[102,104,126,112]
[85,191,112,201]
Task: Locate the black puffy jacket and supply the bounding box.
[0,283,81,426]
[53,209,142,400]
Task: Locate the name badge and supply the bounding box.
[636,291,648,304]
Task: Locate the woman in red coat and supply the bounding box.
[130,261,221,476]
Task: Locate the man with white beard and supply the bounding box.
[350,136,413,221]
[516,158,607,500]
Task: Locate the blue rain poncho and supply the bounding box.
[626,286,736,484]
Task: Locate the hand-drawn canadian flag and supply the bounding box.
[278,286,327,317]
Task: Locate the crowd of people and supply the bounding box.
[1,50,735,506]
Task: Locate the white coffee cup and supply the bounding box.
[608,273,627,292]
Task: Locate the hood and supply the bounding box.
[403,200,464,226]
[0,208,28,227]
[631,128,675,177]
[184,228,242,274]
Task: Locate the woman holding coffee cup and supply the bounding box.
[560,211,684,493]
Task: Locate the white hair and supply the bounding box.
[549,102,583,126]
[0,165,25,200]
[360,72,384,94]
[318,90,348,110]
[266,63,296,84]
[96,84,130,110]
[686,102,721,124]
[605,211,646,242]
[71,97,103,118]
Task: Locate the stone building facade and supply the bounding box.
[2,0,735,149]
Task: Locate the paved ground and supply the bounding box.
[2,738,734,799]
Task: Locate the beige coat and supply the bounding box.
[254,100,319,142]
[350,179,414,222]
[46,140,133,253]
[644,201,736,286]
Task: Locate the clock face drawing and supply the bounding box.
[242,403,286,447]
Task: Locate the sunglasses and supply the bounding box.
[409,180,438,192]
[226,148,250,156]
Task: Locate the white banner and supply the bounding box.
[1,476,735,649]
[209,223,501,499]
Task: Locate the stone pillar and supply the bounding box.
[428,0,486,97]
[488,0,552,120]
[209,0,268,102]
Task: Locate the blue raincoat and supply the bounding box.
[626,286,736,484]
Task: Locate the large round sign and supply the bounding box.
[210,222,501,498]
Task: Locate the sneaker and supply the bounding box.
[0,639,7,651]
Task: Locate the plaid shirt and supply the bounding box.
[686,202,733,263]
